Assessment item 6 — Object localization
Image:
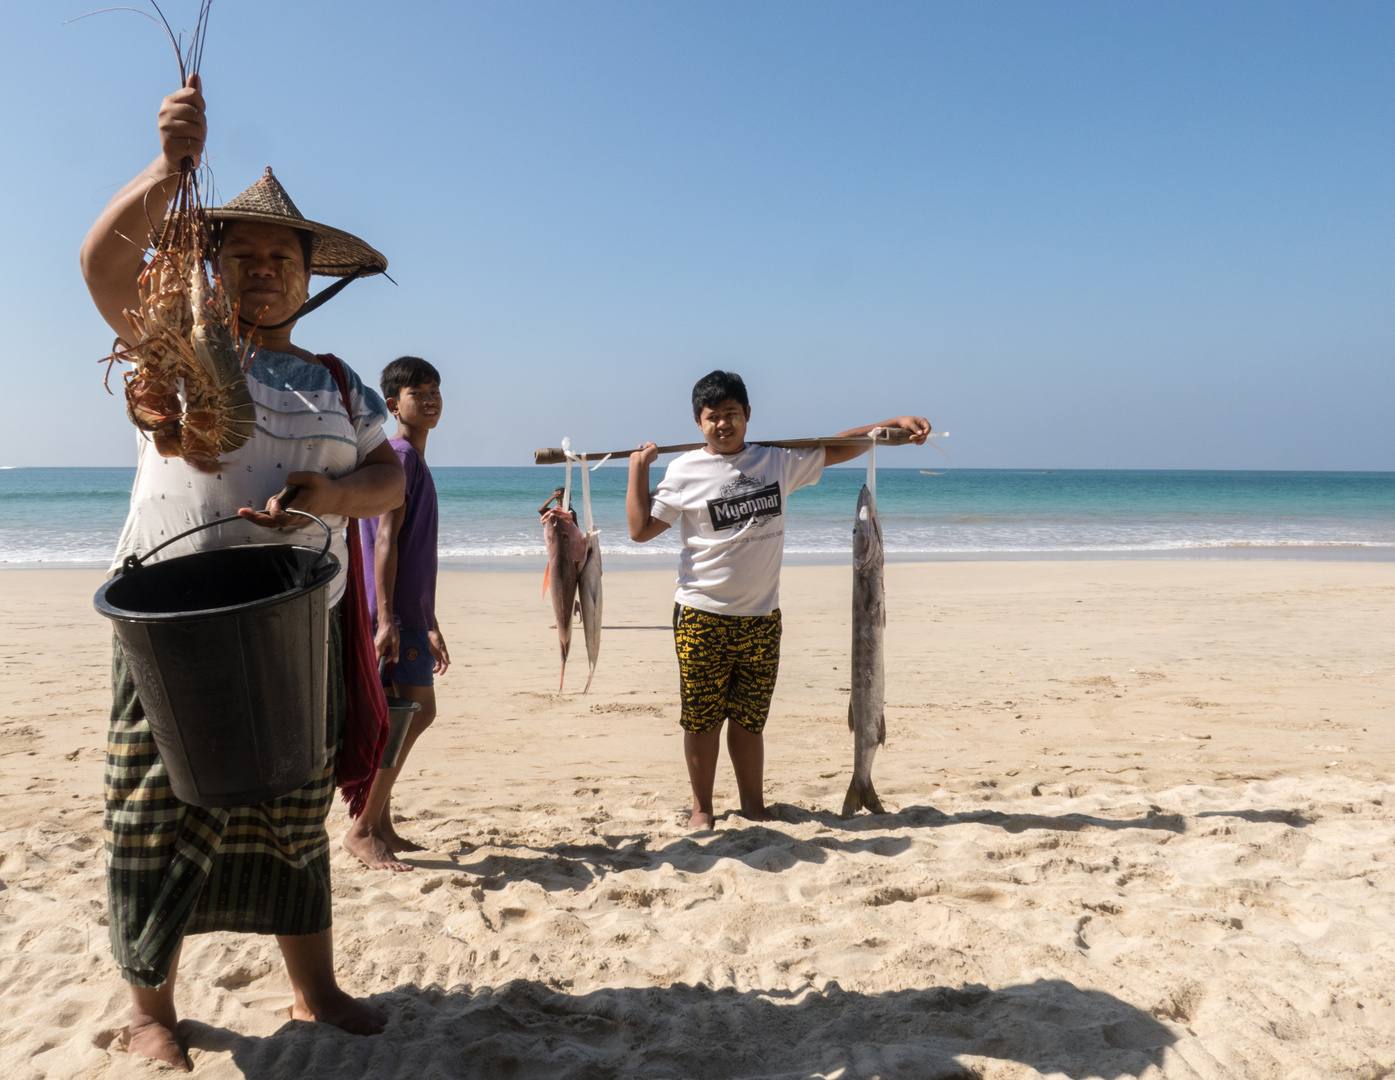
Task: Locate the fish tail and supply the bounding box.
[841,774,886,818]
[582,662,596,695]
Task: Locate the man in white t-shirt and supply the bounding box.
[626,371,930,829]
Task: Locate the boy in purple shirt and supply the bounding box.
[343,357,449,871]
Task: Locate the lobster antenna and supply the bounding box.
[193,0,214,74]
[146,1,187,82]
[64,9,181,75]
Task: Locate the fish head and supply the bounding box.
[581,529,604,578]
[541,506,566,553]
[852,484,883,570]
[541,506,586,562]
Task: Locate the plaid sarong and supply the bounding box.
[104,606,345,989]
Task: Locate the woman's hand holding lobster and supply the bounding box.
[158,74,206,172]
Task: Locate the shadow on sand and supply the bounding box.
[403,801,1201,893]
[1194,808,1312,828]
[183,976,1175,1079]
[399,797,1308,894]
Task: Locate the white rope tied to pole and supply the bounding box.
[560,437,573,513]
[562,440,609,534]
[579,452,593,534]
[866,427,886,509]
[579,454,611,535]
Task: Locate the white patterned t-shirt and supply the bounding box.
[111,349,389,607]
[649,444,824,617]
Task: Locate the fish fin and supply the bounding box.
[847,698,855,732]
[582,662,595,695]
[841,775,886,818]
[542,564,551,597]
[876,711,886,746]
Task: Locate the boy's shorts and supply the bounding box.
[390,628,435,688]
[673,603,782,734]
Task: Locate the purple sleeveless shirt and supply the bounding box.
[360,438,438,630]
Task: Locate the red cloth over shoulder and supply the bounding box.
[317,353,389,818]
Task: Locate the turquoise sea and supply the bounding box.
[1,466,1392,568]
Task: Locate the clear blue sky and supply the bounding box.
[2,1,1390,469]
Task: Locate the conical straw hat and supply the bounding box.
[208,167,388,278]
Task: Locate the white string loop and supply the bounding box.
[579,452,595,534]
[579,453,611,534]
[562,439,603,534]
[866,426,887,507]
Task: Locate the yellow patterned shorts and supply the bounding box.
[673,603,782,734]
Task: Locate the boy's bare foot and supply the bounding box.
[342,828,414,872]
[687,809,715,830]
[290,989,386,1034]
[126,1019,189,1071]
[380,823,425,852]
[739,805,775,822]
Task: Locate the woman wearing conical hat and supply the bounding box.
[81,75,402,1068]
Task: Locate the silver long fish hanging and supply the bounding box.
[843,430,888,816]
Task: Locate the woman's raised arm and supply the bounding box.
[79,74,206,342]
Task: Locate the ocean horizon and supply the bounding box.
[2,465,1392,571]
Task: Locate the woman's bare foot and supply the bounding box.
[126,1018,189,1071]
[739,805,775,822]
[342,827,414,871]
[127,958,187,1070]
[687,808,715,830]
[290,988,386,1034]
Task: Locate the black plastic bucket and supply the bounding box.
[381,698,421,769]
[94,512,341,809]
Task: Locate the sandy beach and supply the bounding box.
[0,559,1391,1079]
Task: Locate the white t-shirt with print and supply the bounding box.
[649,443,824,617]
[111,349,388,608]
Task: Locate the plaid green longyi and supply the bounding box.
[103,608,345,989]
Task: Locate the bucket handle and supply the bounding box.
[118,510,334,587]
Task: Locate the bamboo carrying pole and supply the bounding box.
[534,428,919,465]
